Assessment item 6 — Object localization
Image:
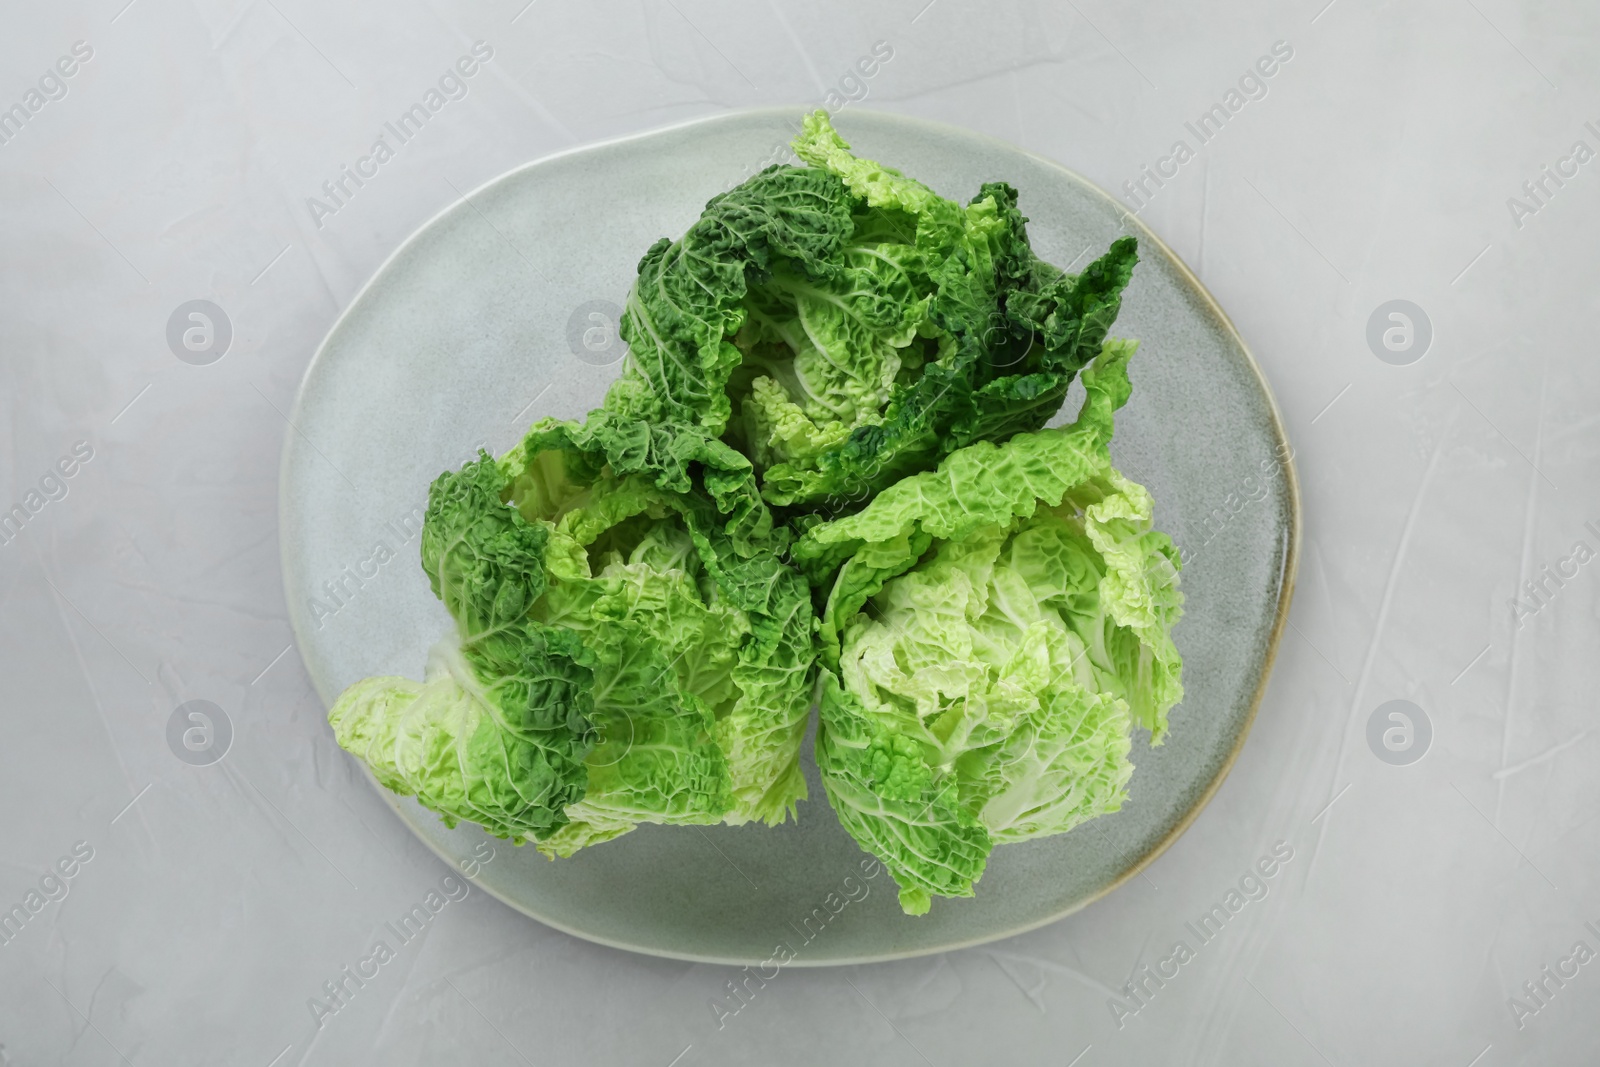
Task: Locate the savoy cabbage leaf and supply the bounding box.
[329,457,597,841]
[730,112,1140,509]
[502,421,816,852]
[797,341,1183,912]
[330,424,816,853]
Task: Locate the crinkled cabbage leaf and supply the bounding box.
[330,422,816,853]
[577,109,1139,511]
[731,111,1140,508]
[329,456,597,841]
[795,342,1183,912]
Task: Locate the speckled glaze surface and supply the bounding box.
[281,107,1300,966]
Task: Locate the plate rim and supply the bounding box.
[279,104,1302,967]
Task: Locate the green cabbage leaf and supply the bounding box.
[729,111,1140,509]
[328,456,597,841]
[796,341,1183,912]
[329,422,816,853]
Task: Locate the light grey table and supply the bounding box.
[3,2,1597,1065]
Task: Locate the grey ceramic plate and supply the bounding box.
[281,107,1300,966]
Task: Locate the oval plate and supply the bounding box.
[282,107,1299,966]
